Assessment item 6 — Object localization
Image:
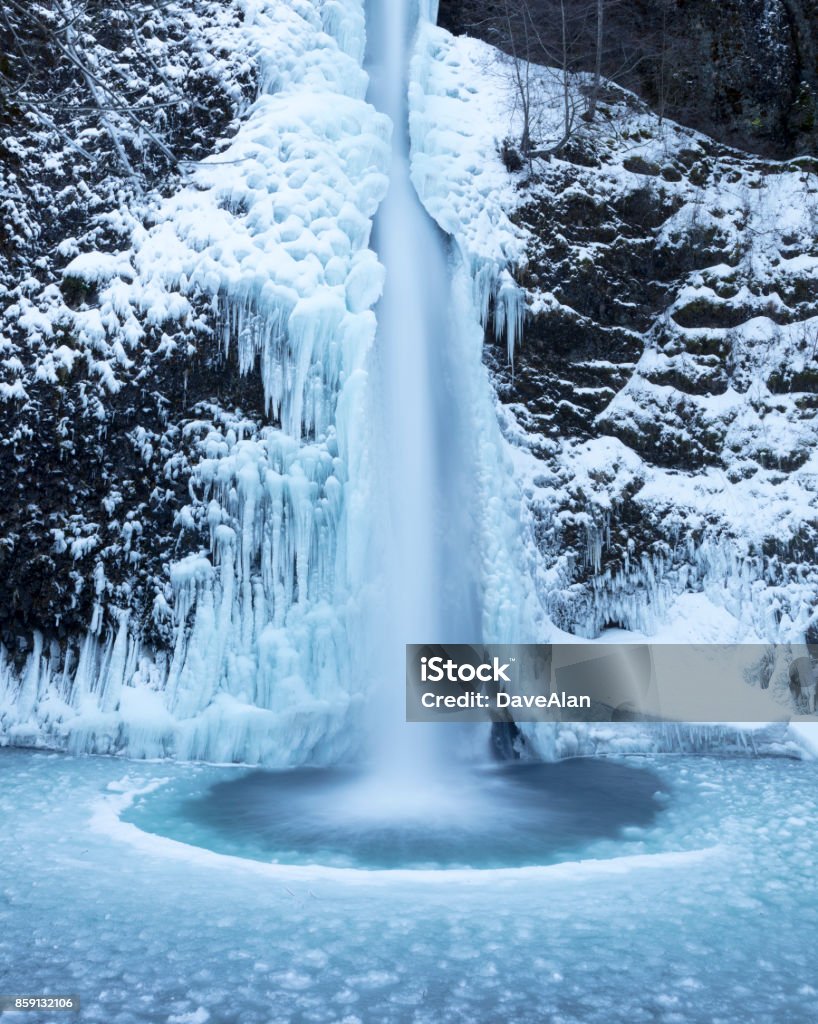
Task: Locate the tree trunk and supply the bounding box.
[587,0,604,120]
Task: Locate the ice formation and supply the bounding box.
[409,24,528,364]
[1,0,391,763]
[1,1,816,764]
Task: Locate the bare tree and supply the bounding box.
[481,0,584,167]
[502,0,535,156]
[454,0,814,158]
[0,0,218,187]
[585,0,604,120]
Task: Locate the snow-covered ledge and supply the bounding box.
[409,22,528,364]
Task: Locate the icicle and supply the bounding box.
[17,633,44,721]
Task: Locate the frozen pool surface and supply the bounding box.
[1,750,817,1023]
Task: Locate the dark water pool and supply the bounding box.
[124,759,666,869]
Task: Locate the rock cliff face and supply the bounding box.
[410,23,818,643]
[437,0,818,159]
[487,131,818,639]
[0,0,256,659]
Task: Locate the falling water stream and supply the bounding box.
[367,0,481,646]
[361,0,482,789]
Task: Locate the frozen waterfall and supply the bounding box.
[1,0,808,766]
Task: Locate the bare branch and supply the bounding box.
[63,15,140,186]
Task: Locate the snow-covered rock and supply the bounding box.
[0,0,391,764]
[409,24,818,649]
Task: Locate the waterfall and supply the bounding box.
[367,0,482,645]
[4,0,817,769]
[362,0,482,783]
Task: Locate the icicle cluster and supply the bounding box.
[0,0,389,764]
